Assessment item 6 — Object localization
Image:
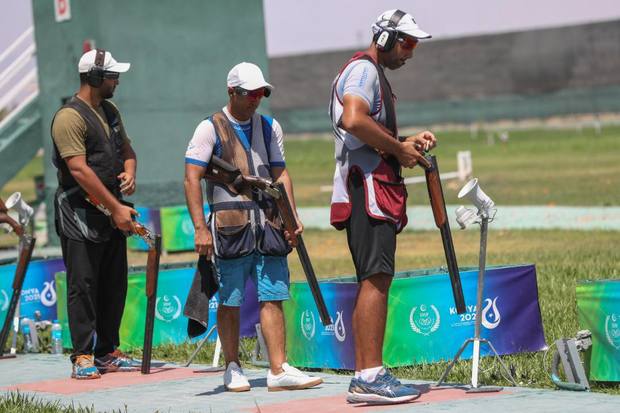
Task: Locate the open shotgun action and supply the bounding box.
[206,156,332,326]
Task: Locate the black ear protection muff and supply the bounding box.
[374,10,406,52]
[86,48,106,88]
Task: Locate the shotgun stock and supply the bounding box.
[423,155,466,314]
[85,194,157,249]
[141,234,162,374]
[0,197,36,356]
[205,156,332,326]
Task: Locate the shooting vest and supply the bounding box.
[329,53,408,232]
[51,96,125,242]
[206,111,290,258]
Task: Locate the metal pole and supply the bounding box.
[437,211,514,391]
[471,215,488,387]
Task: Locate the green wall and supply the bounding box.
[32,0,269,242]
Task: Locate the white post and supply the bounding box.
[471,339,480,388]
[457,151,472,181]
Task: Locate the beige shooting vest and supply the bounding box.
[206,111,290,258]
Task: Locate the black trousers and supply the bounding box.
[60,232,128,362]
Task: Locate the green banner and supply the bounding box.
[577,280,620,382]
[55,265,196,350]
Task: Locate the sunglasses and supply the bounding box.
[103,71,120,80]
[234,87,271,99]
[397,36,419,51]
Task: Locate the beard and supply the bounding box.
[101,87,114,99]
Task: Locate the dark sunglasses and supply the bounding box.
[103,71,120,80]
[234,87,271,99]
[397,36,419,51]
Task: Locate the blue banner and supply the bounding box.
[0,258,65,323]
[285,264,547,369]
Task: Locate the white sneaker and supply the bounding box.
[223,361,251,392]
[267,362,323,391]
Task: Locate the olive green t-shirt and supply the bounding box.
[51,96,131,159]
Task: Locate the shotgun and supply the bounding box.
[82,194,162,372]
[421,155,467,314]
[141,234,162,374]
[206,157,332,326]
[85,194,157,249]
[0,198,36,357]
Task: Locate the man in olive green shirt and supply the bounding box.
[51,48,138,379]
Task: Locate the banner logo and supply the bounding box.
[155,295,182,322]
[40,281,57,307]
[301,309,316,340]
[0,290,8,312]
[334,311,346,342]
[481,297,501,329]
[182,219,195,236]
[605,313,620,350]
[410,304,440,335]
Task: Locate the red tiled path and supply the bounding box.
[3,367,219,395]
[242,386,507,412]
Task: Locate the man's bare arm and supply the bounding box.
[340,94,425,168]
[119,141,137,195]
[184,163,212,256]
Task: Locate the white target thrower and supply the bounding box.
[5,192,34,228]
[438,178,515,392]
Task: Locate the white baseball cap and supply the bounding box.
[78,49,131,73]
[372,9,431,40]
[227,62,273,91]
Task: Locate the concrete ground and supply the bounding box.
[0,354,618,413]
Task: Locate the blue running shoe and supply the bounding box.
[71,355,101,380]
[95,349,138,373]
[346,371,420,404]
[346,377,364,404]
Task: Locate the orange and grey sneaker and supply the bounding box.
[71,355,101,380]
[95,349,139,373]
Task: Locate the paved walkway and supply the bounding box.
[0,355,618,412]
[298,206,620,231]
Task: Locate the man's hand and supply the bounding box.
[111,203,138,233]
[284,216,304,248]
[396,141,427,168]
[118,172,136,195]
[194,226,213,257]
[405,130,437,152]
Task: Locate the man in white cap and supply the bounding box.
[184,62,323,392]
[328,10,437,404]
[51,48,138,379]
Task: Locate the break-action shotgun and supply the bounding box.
[0,198,36,357]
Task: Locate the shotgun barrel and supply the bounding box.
[0,235,36,355]
[424,155,466,314]
[141,234,162,374]
[273,183,332,326]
